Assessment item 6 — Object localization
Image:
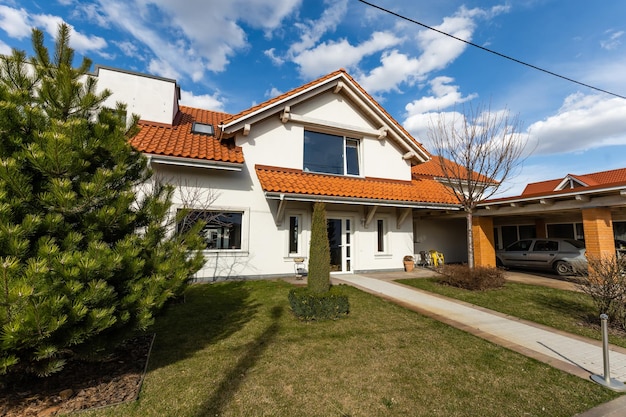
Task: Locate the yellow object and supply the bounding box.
[429,250,445,267]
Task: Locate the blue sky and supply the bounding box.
[1,0,625,196]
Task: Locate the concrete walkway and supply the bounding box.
[329,271,626,417]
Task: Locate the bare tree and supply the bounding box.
[427,103,527,268]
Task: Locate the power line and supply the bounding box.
[357,0,626,100]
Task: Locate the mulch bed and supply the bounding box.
[0,334,153,417]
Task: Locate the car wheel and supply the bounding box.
[554,261,573,276]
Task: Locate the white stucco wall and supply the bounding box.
[231,91,411,181]
[95,66,178,125]
[105,69,426,279]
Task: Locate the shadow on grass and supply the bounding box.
[195,305,283,417]
[147,282,260,371]
[531,290,594,322]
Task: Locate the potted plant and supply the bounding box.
[403,255,415,272]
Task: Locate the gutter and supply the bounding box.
[478,185,626,208]
[264,192,461,210]
[147,154,243,171]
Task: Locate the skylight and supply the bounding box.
[192,122,215,136]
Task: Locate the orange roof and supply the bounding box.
[521,167,626,196]
[412,155,495,183]
[222,69,429,157]
[131,106,244,164]
[256,165,459,206]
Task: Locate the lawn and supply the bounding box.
[81,280,619,417]
[398,277,626,348]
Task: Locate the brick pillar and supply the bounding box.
[535,219,547,238]
[472,216,496,267]
[582,208,615,260]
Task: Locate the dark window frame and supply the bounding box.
[178,209,242,250]
[303,130,360,176]
[192,122,215,136]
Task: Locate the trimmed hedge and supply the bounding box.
[438,264,505,291]
[288,286,350,321]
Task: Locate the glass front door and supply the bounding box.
[327,218,352,273]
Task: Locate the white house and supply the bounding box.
[93,65,626,279]
[93,66,466,280]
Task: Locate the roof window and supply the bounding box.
[192,122,215,136]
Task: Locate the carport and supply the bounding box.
[470,170,626,268]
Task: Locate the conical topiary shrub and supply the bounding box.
[288,201,348,320]
[308,201,331,294]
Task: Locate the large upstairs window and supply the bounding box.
[303,130,360,176]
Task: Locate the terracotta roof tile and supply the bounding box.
[256,165,459,205]
[521,167,626,196]
[412,155,495,183]
[130,106,244,164]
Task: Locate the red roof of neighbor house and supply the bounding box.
[131,106,244,164]
[521,167,626,196]
[412,155,495,183]
[255,165,460,205]
[222,69,429,157]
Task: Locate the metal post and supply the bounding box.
[591,314,626,391]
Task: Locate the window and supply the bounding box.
[179,210,242,249]
[377,219,385,252]
[533,240,558,252]
[192,122,215,136]
[506,240,532,251]
[289,215,299,254]
[303,130,360,176]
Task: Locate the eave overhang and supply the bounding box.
[220,72,430,164]
[477,185,626,213]
[264,191,461,211]
[146,154,243,171]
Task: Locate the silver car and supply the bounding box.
[496,238,587,276]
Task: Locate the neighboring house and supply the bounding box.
[474,168,626,265]
[93,65,626,279]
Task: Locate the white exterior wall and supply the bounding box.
[101,68,426,279]
[95,66,178,125]
[245,92,411,181]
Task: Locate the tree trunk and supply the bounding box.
[466,210,474,269]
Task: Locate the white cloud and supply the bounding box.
[600,29,624,50]
[405,76,478,114]
[357,50,419,93]
[0,39,12,55]
[147,58,181,81]
[113,40,141,59]
[287,0,347,56]
[0,6,108,55]
[527,93,626,155]
[356,5,509,96]
[0,5,31,39]
[31,14,107,54]
[179,89,225,112]
[92,0,300,82]
[264,48,284,66]
[403,77,478,141]
[293,31,403,79]
[265,87,283,98]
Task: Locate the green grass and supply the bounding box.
[398,277,626,348]
[81,280,619,417]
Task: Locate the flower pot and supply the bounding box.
[404,260,414,272]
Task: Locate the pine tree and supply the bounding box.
[308,202,331,294]
[0,24,205,377]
